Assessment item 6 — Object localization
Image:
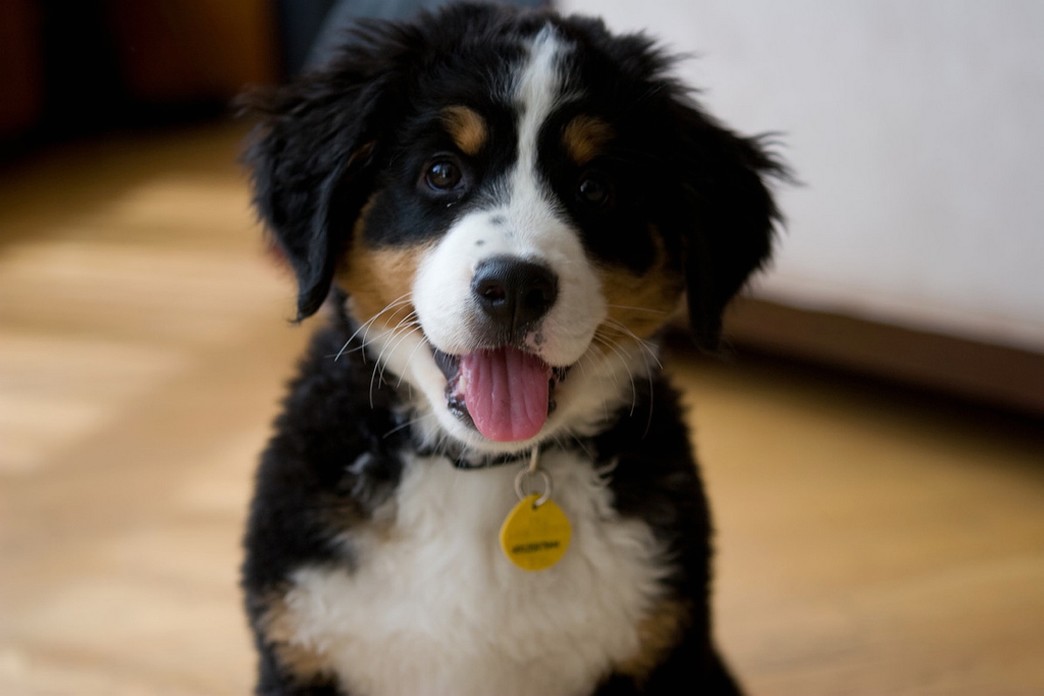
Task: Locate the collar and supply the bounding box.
[415,438,595,471]
[452,451,531,470]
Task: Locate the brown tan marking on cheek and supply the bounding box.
[335,213,431,330]
[597,231,683,344]
[441,105,488,156]
[258,592,333,681]
[562,115,615,165]
[613,600,692,682]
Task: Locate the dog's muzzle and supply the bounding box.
[433,255,569,442]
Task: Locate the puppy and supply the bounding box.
[241,3,783,695]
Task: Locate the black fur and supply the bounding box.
[242,4,783,694]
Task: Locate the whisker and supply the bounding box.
[597,322,660,437]
[576,333,622,421]
[396,333,432,390]
[369,322,421,408]
[605,303,668,316]
[374,309,417,359]
[334,293,415,362]
[376,318,421,385]
[358,297,415,346]
[591,333,639,416]
[601,318,663,370]
[382,410,436,440]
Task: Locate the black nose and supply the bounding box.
[471,256,558,335]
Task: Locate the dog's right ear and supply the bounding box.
[241,22,418,319]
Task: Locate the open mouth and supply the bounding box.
[433,346,570,442]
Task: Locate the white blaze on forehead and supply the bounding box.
[513,25,571,184]
[504,25,576,241]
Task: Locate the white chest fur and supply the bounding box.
[282,450,669,696]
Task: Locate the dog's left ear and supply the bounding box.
[241,20,420,320]
[243,83,379,320]
[666,99,787,352]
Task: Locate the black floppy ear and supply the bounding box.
[241,22,416,319]
[669,102,786,351]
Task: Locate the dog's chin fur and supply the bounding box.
[241,3,784,695]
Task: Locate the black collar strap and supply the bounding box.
[415,439,594,471]
[451,450,531,470]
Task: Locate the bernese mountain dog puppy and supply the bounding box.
[241,3,784,695]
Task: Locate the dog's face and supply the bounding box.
[247,5,781,455]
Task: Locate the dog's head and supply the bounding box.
[246,4,783,455]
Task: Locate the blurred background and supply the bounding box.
[1,1,1041,694]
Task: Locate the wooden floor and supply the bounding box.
[1,123,1042,695]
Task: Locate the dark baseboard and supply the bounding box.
[719,298,1044,416]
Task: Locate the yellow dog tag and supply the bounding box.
[499,494,572,571]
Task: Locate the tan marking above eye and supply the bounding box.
[440,106,488,156]
[562,115,615,166]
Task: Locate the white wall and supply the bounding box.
[560,0,1044,351]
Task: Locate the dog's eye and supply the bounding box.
[424,158,463,191]
[577,173,613,207]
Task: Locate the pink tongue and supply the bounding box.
[459,347,551,442]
